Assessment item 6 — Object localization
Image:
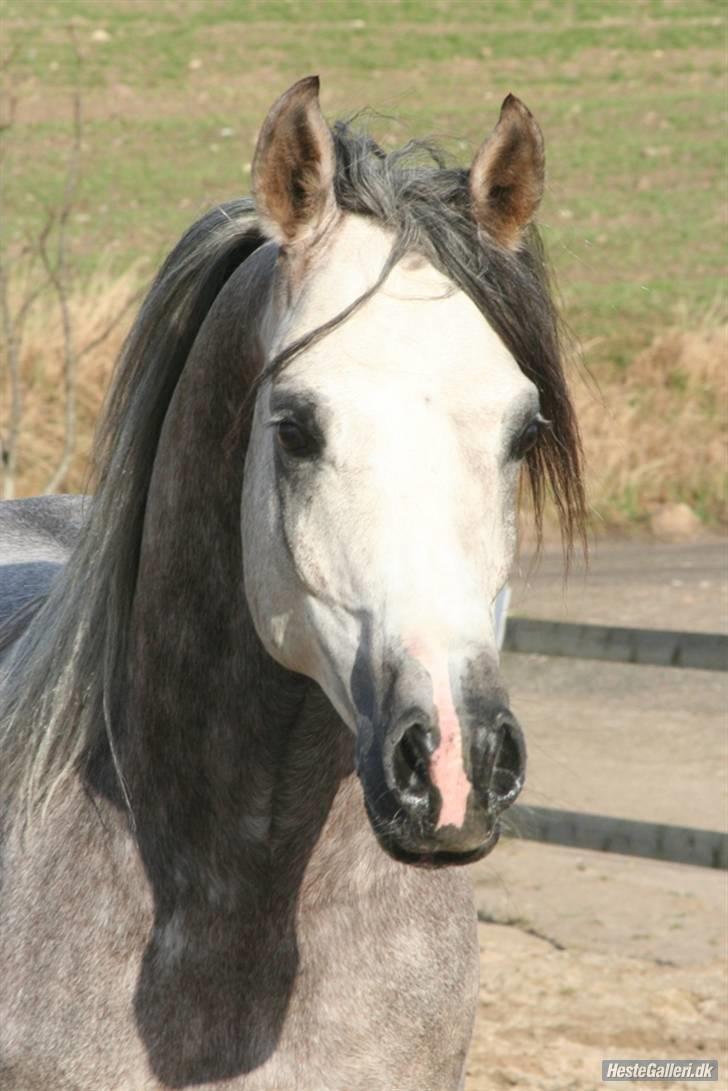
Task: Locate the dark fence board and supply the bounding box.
[507,805,728,870]
[504,619,728,671]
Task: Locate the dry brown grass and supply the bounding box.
[576,314,727,529]
[5,267,142,497]
[4,271,726,533]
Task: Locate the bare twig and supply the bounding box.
[0,44,21,76]
[1,28,139,497]
[78,284,145,362]
[43,27,82,494]
[0,47,24,497]
[0,261,21,499]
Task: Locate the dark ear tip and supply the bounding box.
[294,74,321,100]
[500,93,533,121]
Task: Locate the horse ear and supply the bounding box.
[469,94,545,250]
[252,75,337,248]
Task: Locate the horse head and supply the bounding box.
[240,77,574,866]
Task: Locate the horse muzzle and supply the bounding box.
[357,693,526,869]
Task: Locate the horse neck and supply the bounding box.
[103,261,355,914]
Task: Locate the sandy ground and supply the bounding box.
[464,541,728,1091]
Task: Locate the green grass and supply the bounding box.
[2,0,724,355]
[1,0,726,519]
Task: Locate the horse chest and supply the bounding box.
[1,814,478,1091]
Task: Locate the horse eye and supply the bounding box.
[512,415,548,461]
[276,419,315,457]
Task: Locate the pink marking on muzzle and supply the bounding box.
[408,641,471,829]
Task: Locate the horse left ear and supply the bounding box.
[252,75,337,248]
[469,94,545,250]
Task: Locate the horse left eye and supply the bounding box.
[512,416,546,460]
[276,419,315,457]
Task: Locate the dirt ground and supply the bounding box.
[464,541,727,1091]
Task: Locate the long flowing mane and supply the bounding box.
[0,120,584,821]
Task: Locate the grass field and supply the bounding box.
[1,0,726,528]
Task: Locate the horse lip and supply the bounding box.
[374,819,501,870]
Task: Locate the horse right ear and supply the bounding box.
[252,76,338,248]
[469,94,545,251]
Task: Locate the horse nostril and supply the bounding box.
[490,716,526,809]
[392,721,432,798]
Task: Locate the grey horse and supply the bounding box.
[0,78,584,1090]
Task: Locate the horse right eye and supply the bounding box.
[276,420,317,458]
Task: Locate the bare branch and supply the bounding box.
[78,285,144,362]
[0,258,22,499]
[0,43,21,75]
[2,27,129,498]
[43,27,83,495]
[0,44,26,498]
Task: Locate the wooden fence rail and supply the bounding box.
[506,806,727,870]
[503,618,728,672]
[502,617,727,869]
